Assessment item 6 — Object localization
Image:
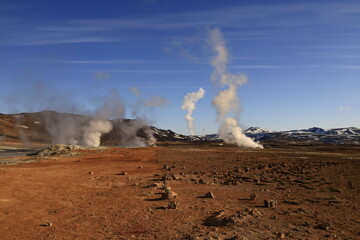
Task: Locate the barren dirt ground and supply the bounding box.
[0,143,360,240]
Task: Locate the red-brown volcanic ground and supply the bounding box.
[0,143,359,239]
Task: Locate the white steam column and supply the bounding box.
[208,28,262,148]
[181,87,205,135]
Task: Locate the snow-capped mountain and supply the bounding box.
[287,127,326,134]
[244,127,274,135]
[326,127,360,135]
[245,127,360,145]
[0,111,358,145]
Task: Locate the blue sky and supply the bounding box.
[0,0,359,134]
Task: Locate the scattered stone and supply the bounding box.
[277,232,286,239]
[204,192,215,198]
[242,207,261,216]
[41,222,52,227]
[250,193,257,200]
[168,201,178,209]
[161,191,178,200]
[204,211,236,226]
[225,236,239,240]
[163,186,172,192]
[264,200,277,208]
[315,223,331,231]
[148,182,162,188]
[283,200,301,205]
[199,179,206,184]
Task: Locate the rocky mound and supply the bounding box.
[28,144,88,157]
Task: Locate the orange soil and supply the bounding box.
[0,145,359,240]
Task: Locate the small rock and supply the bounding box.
[250,193,257,200]
[118,171,127,175]
[264,200,277,208]
[277,232,285,239]
[204,192,215,198]
[88,171,94,175]
[225,236,239,240]
[168,201,178,209]
[161,191,178,200]
[148,182,162,188]
[204,211,236,226]
[199,179,206,184]
[315,223,331,231]
[138,166,143,169]
[42,222,52,227]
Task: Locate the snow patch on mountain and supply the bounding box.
[245,127,273,135]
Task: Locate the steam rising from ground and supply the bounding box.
[41,89,158,148]
[181,87,205,135]
[113,118,156,147]
[208,29,262,148]
[43,112,114,148]
[83,120,113,147]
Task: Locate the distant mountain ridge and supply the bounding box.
[0,111,359,146]
[242,126,360,145]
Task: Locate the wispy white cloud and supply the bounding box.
[230,65,286,69]
[142,95,168,107]
[107,70,203,73]
[4,37,119,46]
[47,3,360,31]
[339,106,350,111]
[292,45,360,49]
[93,72,112,80]
[230,65,360,69]
[295,52,360,59]
[338,65,360,69]
[68,69,205,74]
[15,58,160,64]
[2,2,360,46]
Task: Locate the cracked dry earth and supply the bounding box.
[0,144,359,239]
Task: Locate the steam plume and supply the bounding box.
[181,87,205,135]
[43,91,124,147]
[83,120,113,147]
[208,28,262,148]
